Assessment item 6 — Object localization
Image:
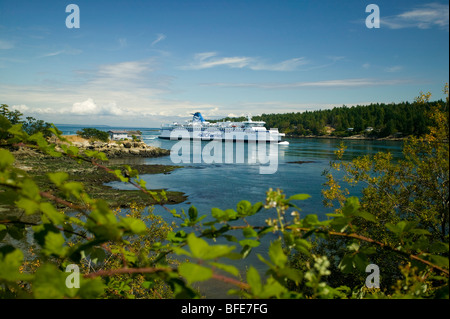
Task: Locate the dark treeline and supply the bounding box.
[212,100,446,138]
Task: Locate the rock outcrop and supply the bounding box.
[68,139,170,158]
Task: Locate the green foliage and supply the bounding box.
[76,127,110,142]
[320,88,449,294]
[0,89,448,299]
[0,105,55,139]
[212,99,444,138]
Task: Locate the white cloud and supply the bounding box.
[382,3,449,30]
[250,57,309,71]
[11,104,29,112]
[181,52,307,71]
[385,65,403,73]
[0,58,172,125]
[152,33,166,46]
[182,52,251,70]
[40,50,65,58]
[38,48,82,58]
[70,99,128,116]
[202,78,412,89]
[96,60,152,80]
[71,98,101,115]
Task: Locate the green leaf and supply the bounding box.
[276,267,303,285]
[260,277,288,298]
[7,123,28,140]
[188,206,198,221]
[386,221,419,236]
[342,196,360,217]
[240,245,253,259]
[347,242,360,252]
[353,253,369,272]
[33,264,67,299]
[242,227,258,238]
[77,277,105,299]
[7,224,26,240]
[186,233,235,260]
[40,202,65,225]
[32,222,60,247]
[386,222,400,235]
[246,266,262,295]
[302,214,320,227]
[209,262,240,277]
[268,240,287,268]
[86,200,122,240]
[338,255,354,274]
[353,210,377,223]
[330,216,351,232]
[178,263,212,284]
[42,231,68,257]
[20,179,41,201]
[430,242,449,254]
[251,202,263,215]
[95,151,108,162]
[48,172,69,187]
[239,239,260,248]
[119,217,147,235]
[29,132,48,148]
[16,197,39,215]
[287,194,311,201]
[429,255,449,268]
[0,225,7,241]
[61,181,85,199]
[88,247,107,265]
[0,247,31,281]
[110,169,129,183]
[236,200,252,216]
[338,252,368,273]
[167,230,188,243]
[211,207,238,221]
[409,228,432,235]
[187,233,210,259]
[294,238,311,256]
[0,149,14,169]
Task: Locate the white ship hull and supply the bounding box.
[159,127,284,142]
[158,112,286,143]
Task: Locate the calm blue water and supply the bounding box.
[59,125,404,297]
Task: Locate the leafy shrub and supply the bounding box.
[77,128,109,142]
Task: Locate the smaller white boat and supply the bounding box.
[278,141,289,145]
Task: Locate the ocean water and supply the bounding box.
[59,125,404,297]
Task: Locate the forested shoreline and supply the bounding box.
[212,99,447,139]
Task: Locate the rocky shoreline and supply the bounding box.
[66,138,171,158]
[2,136,187,213]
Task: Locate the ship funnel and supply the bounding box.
[193,112,205,122]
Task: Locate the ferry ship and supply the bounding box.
[159,112,287,143]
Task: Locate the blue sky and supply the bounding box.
[0,0,448,127]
